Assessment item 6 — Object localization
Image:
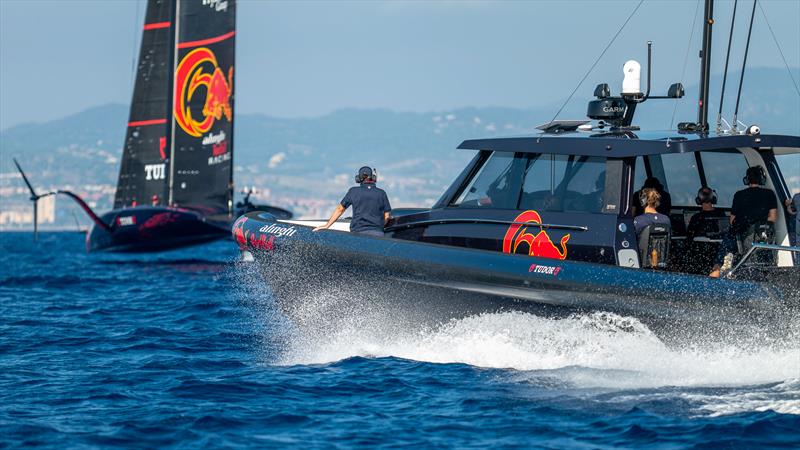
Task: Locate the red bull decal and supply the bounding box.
[174,47,233,138]
[232,217,276,252]
[502,210,570,260]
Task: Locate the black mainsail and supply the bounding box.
[170,0,235,215]
[114,0,235,216]
[114,0,175,209]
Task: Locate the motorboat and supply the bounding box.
[232,0,799,341]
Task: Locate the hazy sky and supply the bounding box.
[1,0,798,130]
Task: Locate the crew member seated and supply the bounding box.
[685,186,726,273]
[634,188,672,269]
[633,177,672,216]
[709,166,778,278]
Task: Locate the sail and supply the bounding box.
[169,0,236,215]
[114,0,175,209]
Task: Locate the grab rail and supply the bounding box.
[725,243,800,278]
[385,218,588,232]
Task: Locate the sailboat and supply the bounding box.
[14,0,291,252]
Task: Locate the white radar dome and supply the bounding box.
[622,60,641,95]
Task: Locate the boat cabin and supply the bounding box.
[387,131,799,273]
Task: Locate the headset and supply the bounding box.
[695,187,718,205]
[639,189,648,207]
[355,166,378,184]
[743,166,767,186]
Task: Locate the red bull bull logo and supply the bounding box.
[232,216,275,252]
[502,210,570,260]
[174,47,233,138]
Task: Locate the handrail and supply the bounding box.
[385,218,589,233]
[725,243,800,278]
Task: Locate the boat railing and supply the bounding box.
[726,243,800,278]
[385,218,588,233]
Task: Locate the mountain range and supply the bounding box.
[1,68,798,223]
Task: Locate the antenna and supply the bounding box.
[697,0,714,131]
[586,42,683,129]
[732,0,758,133]
[717,0,738,134]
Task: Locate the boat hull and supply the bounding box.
[233,212,799,344]
[88,206,229,253]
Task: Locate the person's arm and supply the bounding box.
[383,191,392,226]
[767,191,778,223]
[313,204,346,232]
[768,208,778,223]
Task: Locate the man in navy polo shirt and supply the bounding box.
[313,166,391,237]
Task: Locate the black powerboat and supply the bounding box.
[14,0,291,252]
[232,0,799,340]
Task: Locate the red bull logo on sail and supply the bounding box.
[502,210,570,260]
[174,47,233,138]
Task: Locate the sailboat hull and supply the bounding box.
[87,206,229,253]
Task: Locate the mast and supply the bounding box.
[697,0,714,131]
[167,0,181,206]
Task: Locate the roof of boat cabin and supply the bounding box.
[457,131,800,158]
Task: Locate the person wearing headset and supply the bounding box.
[633,188,671,236]
[709,166,778,277]
[685,186,726,273]
[632,177,672,216]
[313,166,392,237]
[686,186,726,239]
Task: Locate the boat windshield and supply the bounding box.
[451,151,607,213]
[452,152,523,209]
[520,154,606,213]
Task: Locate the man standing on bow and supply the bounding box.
[314,166,391,237]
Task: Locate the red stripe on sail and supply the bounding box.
[128,119,167,127]
[177,31,235,49]
[143,22,170,30]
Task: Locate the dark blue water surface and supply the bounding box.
[2,232,799,449]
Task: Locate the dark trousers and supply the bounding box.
[714,232,738,266]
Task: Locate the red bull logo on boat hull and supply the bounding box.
[502,210,570,260]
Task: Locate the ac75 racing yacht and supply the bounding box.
[232,0,798,342]
[14,0,291,252]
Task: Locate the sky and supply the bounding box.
[1,0,798,130]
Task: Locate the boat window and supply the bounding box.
[700,152,750,207]
[519,155,606,212]
[660,153,702,206]
[451,152,523,209]
[633,156,647,191]
[776,154,800,194]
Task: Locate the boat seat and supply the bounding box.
[736,221,776,266]
[638,223,671,269]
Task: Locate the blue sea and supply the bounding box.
[2,231,799,449]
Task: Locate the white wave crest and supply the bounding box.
[277,308,800,391]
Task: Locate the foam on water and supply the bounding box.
[279,309,798,387]
[265,291,800,416]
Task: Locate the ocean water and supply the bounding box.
[1,231,799,449]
